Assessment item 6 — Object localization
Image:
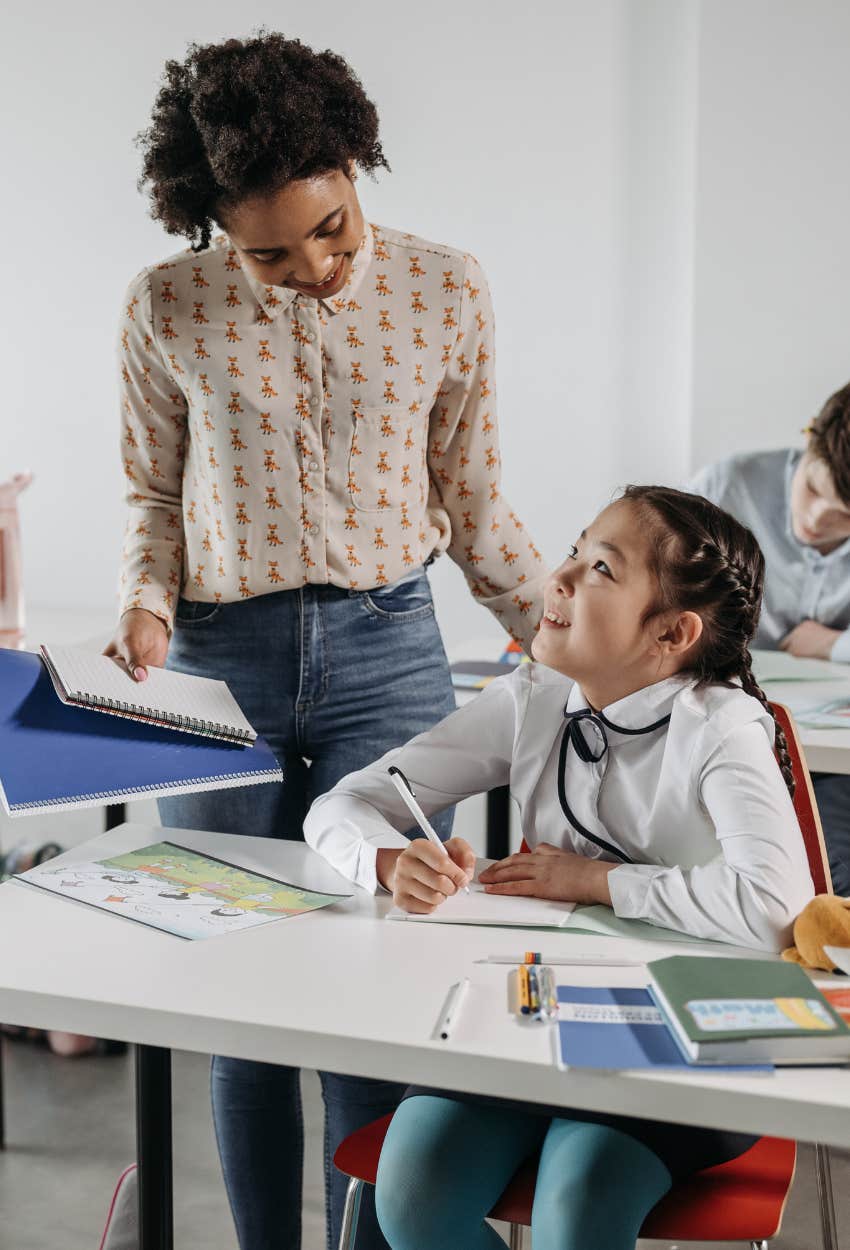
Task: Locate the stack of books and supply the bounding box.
[556,955,850,1071]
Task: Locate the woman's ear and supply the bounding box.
[656,610,703,659]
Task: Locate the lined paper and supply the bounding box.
[41,645,256,742]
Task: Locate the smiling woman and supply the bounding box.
[101,29,547,1250]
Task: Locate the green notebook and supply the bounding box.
[648,955,850,1065]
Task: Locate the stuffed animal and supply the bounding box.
[782,894,850,971]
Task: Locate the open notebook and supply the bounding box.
[387,862,576,928]
[41,644,256,745]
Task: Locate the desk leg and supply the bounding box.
[135,1045,173,1250]
[486,786,511,860]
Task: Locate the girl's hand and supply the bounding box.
[104,608,170,681]
[378,837,476,913]
[479,843,616,906]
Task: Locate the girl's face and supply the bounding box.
[531,500,683,706]
[222,168,365,299]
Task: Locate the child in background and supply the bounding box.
[689,380,850,895]
[305,485,812,1250]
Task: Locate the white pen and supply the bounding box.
[436,977,471,1041]
[388,765,470,893]
[477,955,644,967]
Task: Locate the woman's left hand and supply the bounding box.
[478,843,616,906]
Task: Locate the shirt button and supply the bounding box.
[308,459,320,472]
[309,524,320,536]
[309,396,319,407]
[306,332,316,342]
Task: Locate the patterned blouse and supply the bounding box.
[118,222,547,647]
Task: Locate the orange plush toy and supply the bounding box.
[782,894,850,971]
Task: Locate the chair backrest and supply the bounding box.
[770,702,832,896]
[521,701,832,895]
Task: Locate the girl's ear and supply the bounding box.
[656,610,703,658]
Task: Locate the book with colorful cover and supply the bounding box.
[648,955,850,1064]
[15,840,350,940]
[554,985,771,1072]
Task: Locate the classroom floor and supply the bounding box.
[0,1040,847,1250]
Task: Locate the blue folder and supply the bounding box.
[556,985,772,1072]
[0,648,283,815]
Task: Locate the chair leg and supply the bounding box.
[814,1143,840,1250]
[338,1177,365,1250]
[508,1223,525,1250]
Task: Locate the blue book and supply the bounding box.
[556,985,772,1072]
[0,648,283,816]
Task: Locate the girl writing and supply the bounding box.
[305,485,814,1250]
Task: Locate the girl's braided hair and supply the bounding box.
[622,485,795,798]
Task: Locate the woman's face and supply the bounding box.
[222,168,365,299]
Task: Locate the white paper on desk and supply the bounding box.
[387,881,575,928]
[750,649,843,683]
[790,698,850,729]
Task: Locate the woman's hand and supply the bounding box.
[377,837,476,913]
[479,843,616,906]
[103,608,170,681]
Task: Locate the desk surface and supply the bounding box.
[1,822,849,1149]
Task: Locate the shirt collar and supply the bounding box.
[565,672,692,732]
[239,225,374,324]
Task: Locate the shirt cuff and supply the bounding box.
[606,863,659,919]
[829,630,850,663]
[119,591,174,638]
[473,569,549,654]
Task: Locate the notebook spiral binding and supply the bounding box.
[75,691,252,743]
[9,768,282,811]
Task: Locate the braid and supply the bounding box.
[621,484,796,801]
[738,649,796,799]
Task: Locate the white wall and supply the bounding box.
[690,0,850,468]
[3,0,850,650]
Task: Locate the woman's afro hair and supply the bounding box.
[137,31,389,250]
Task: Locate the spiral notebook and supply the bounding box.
[41,644,256,745]
[0,647,282,816]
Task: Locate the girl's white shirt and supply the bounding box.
[303,664,814,951]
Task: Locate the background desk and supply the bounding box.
[1,822,849,1249]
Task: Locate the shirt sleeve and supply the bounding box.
[303,672,527,892]
[829,629,850,663]
[117,271,189,633]
[685,460,723,503]
[607,720,814,951]
[427,254,549,652]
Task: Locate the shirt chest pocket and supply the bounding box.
[348,405,428,512]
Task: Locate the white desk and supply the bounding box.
[1,822,849,1249]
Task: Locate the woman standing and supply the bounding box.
[106,33,546,1250]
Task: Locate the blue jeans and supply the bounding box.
[158,570,456,1250]
[812,774,850,897]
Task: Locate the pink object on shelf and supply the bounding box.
[0,471,33,650]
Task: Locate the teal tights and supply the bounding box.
[375,1097,672,1250]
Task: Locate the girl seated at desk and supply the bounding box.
[305,485,815,1250]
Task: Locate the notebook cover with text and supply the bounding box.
[0,648,282,816]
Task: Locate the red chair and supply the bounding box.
[333,702,838,1250]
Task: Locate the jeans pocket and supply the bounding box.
[173,598,223,628]
[358,568,435,622]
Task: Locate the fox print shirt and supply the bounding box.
[117,223,547,644]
